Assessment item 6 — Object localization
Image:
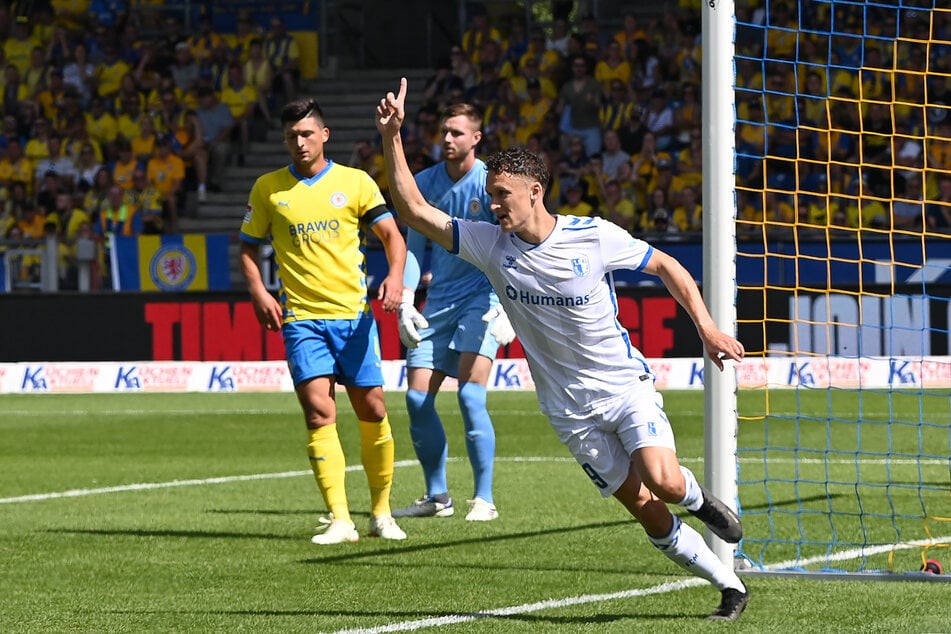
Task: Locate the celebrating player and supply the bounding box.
[393,103,514,522]
[376,78,750,620]
[240,97,408,545]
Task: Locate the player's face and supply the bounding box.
[441,115,481,162]
[284,115,329,175]
[486,171,535,233]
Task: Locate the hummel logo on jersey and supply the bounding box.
[503,255,517,270]
[277,200,290,207]
[571,256,590,277]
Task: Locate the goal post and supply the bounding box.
[708,0,951,577]
[703,0,740,566]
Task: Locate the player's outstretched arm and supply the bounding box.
[643,248,745,371]
[376,77,454,252]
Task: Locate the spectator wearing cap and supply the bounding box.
[641,187,676,235]
[649,208,678,235]
[146,134,184,230]
[171,41,200,93]
[508,54,556,102]
[556,54,604,158]
[96,43,131,102]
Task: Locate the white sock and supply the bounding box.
[678,466,704,512]
[647,515,745,592]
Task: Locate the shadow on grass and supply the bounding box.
[46,528,296,540]
[103,607,687,626]
[44,518,637,557]
[300,519,635,564]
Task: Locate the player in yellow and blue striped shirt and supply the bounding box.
[240,97,408,545]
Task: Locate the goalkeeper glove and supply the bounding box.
[481,305,516,346]
[397,288,429,349]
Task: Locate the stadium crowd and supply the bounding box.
[0,2,297,288]
[2,1,951,290]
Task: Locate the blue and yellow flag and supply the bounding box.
[114,234,231,291]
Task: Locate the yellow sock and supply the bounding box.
[359,417,394,518]
[306,424,351,523]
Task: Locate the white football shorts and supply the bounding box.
[549,377,676,497]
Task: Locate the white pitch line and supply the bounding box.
[0,454,944,505]
[321,538,951,634]
[0,458,575,504]
[323,578,707,634]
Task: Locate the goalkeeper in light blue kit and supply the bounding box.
[378,79,750,621]
[393,103,515,522]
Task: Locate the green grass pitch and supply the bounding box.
[1,390,948,633]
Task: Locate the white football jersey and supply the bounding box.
[454,214,655,418]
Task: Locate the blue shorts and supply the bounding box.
[406,293,502,377]
[282,315,384,387]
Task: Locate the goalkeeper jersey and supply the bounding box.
[454,214,654,418]
[403,159,496,306]
[240,160,391,321]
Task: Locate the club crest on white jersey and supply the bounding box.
[571,255,590,277]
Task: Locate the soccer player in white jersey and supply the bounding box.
[375,78,750,621]
[393,103,515,522]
